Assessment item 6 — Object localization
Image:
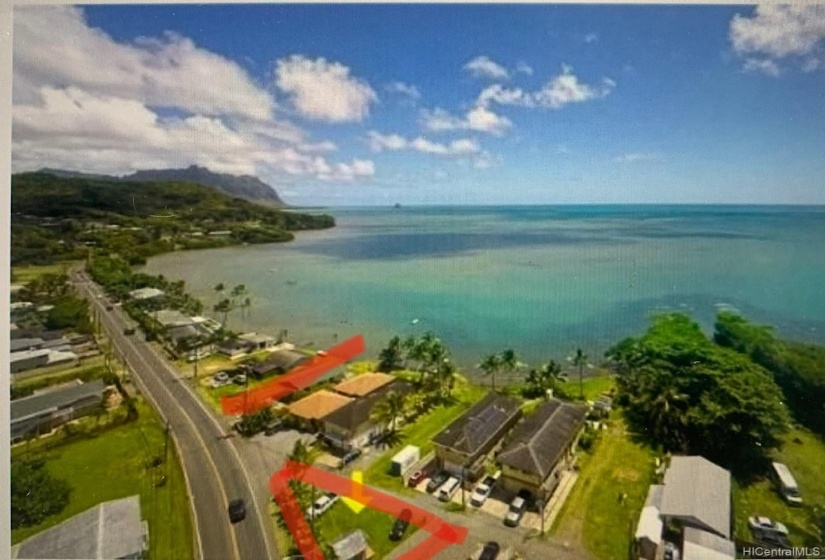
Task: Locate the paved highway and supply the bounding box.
[70,270,276,560]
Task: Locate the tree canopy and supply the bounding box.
[606,313,790,467]
[11,459,71,529]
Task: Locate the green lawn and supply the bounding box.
[314,501,417,559]
[12,262,78,283]
[11,400,194,560]
[551,412,657,560]
[733,427,825,547]
[364,382,487,494]
[12,356,107,391]
[556,373,616,402]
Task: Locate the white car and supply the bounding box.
[503,497,526,527]
[210,373,231,388]
[749,516,789,537]
[306,494,338,520]
[470,475,497,507]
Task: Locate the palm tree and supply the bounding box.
[433,359,458,400]
[479,353,503,391]
[572,348,589,399]
[371,390,407,434]
[500,349,522,385]
[213,298,233,329]
[526,360,567,398]
[378,336,405,372]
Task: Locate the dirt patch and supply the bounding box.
[613,468,640,482]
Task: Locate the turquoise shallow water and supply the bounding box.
[143,205,825,373]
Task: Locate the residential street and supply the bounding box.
[70,270,275,560]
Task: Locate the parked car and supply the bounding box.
[504,496,527,527]
[341,449,362,467]
[123,327,136,336]
[437,477,461,502]
[663,542,680,560]
[426,471,449,493]
[479,541,501,560]
[470,475,498,507]
[228,499,246,523]
[407,469,429,488]
[214,372,230,383]
[771,462,803,506]
[233,373,247,385]
[749,516,789,538]
[389,508,412,541]
[264,422,284,436]
[306,493,338,520]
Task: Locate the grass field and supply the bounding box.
[551,412,657,560]
[733,427,825,547]
[364,381,487,494]
[11,400,194,560]
[12,356,107,390]
[314,500,417,559]
[12,262,77,283]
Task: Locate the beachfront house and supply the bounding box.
[238,332,278,351]
[153,309,195,330]
[128,287,166,303]
[12,495,148,559]
[250,346,307,377]
[216,337,255,359]
[287,390,354,432]
[11,379,107,441]
[496,399,587,502]
[433,393,522,481]
[634,456,733,560]
[323,381,415,451]
[332,372,396,398]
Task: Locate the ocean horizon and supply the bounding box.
[143,204,825,379]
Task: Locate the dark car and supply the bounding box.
[228,499,246,523]
[389,508,412,541]
[407,469,428,488]
[123,327,136,336]
[264,422,284,436]
[479,541,501,560]
[426,471,449,493]
[341,449,362,467]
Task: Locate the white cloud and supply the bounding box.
[12,7,374,186]
[584,33,599,44]
[613,152,662,164]
[420,106,512,136]
[367,131,483,158]
[464,56,510,80]
[275,55,377,122]
[730,5,825,74]
[802,57,821,72]
[477,65,615,110]
[742,58,781,77]
[516,61,534,76]
[385,81,422,102]
[14,6,274,120]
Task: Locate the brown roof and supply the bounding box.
[333,372,396,397]
[287,390,354,421]
[324,381,415,432]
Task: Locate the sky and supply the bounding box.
[11,4,825,206]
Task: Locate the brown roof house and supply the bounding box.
[496,399,587,501]
[333,372,395,398]
[287,390,354,431]
[323,381,414,451]
[433,393,522,480]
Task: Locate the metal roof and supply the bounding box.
[683,527,736,560]
[11,379,106,422]
[660,456,731,539]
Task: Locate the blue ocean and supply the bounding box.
[143,205,825,375]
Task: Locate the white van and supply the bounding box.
[771,462,802,506]
[437,477,460,502]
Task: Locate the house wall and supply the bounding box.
[499,433,581,500]
[324,421,383,450]
[434,411,521,480]
[10,353,50,374]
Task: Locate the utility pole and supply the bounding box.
[540,487,546,535]
[461,467,466,508]
[164,421,170,465]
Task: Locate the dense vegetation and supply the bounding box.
[606,313,790,471]
[11,172,334,266]
[12,272,93,335]
[11,459,71,529]
[715,311,825,436]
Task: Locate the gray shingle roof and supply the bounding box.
[251,349,307,375]
[323,381,414,432]
[11,379,106,422]
[496,399,587,479]
[332,529,368,560]
[660,456,731,539]
[433,393,522,456]
[14,495,147,559]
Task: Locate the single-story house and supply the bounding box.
[682,527,736,560]
[10,301,34,312]
[166,324,203,349]
[11,379,106,441]
[10,348,52,373]
[333,372,396,398]
[635,485,664,560]
[12,495,148,559]
[331,529,371,560]
[496,399,587,500]
[216,337,255,359]
[128,287,166,302]
[287,390,354,431]
[191,316,222,332]
[153,309,195,330]
[208,230,232,236]
[238,332,278,351]
[250,348,307,377]
[433,393,522,480]
[323,381,415,451]
[10,283,25,294]
[660,456,731,539]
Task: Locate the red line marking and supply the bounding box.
[270,462,468,559]
[220,335,365,416]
